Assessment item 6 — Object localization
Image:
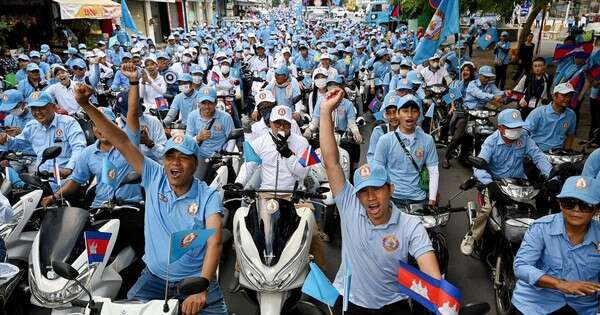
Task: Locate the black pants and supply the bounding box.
[589,98,600,142]
[347,300,412,315]
[445,112,467,161]
[514,304,579,315]
[495,64,508,90]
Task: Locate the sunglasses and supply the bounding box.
[73,66,85,70]
[558,198,599,213]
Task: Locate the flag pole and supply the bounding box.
[163,240,171,313]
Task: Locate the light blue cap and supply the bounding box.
[29,50,41,58]
[178,73,193,82]
[398,95,420,111]
[501,31,509,36]
[40,44,50,53]
[197,86,217,103]
[376,48,388,57]
[478,65,495,77]
[274,66,289,76]
[27,91,54,107]
[391,55,402,64]
[98,106,116,122]
[0,90,25,111]
[156,52,169,60]
[344,47,353,54]
[557,176,600,205]
[190,64,203,74]
[497,108,525,128]
[26,63,40,72]
[164,134,199,156]
[327,74,343,85]
[400,58,412,67]
[67,47,78,54]
[396,77,412,90]
[352,163,390,194]
[382,95,400,110]
[123,52,133,59]
[71,58,86,69]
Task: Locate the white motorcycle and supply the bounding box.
[224,183,326,315]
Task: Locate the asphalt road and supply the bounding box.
[219,123,498,315]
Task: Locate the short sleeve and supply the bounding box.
[204,188,224,219]
[69,149,91,185]
[333,180,361,220]
[141,156,163,190]
[424,137,439,167]
[125,126,141,146]
[567,112,576,136]
[406,217,434,259]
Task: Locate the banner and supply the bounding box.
[54,0,121,20]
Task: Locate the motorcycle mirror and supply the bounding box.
[316,187,330,194]
[467,156,489,171]
[120,172,141,186]
[460,177,477,191]
[177,277,210,296]
[355,117,366,127]
[227,128,244,141]
[52,260,80,281]
[41,146,62,164]
[459,302,490,315]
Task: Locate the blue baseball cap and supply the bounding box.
[501,31,509,37]
[375,49,388,57]
[98,106,116,122]
[327,74,343,85]
[400,58,412,67]
[26,63,40,72]
[122,52,133,59]
[27,91,54,107]
[382,95,400,110]
[478,65,496,78]
[391,55,402,64]
[71,58,86,69]
[190,64,204,74]
[353,163,390,194]
[29,50,41,58]
[197,86,217,103]
[274,66,289,77]
[67,47,78,54]
[178,73,193,82]
[344,47,353,54]
[557,176,600,205]
[407,70,422,85]
[395,77,412,90]
[164,134,199,156]
[40,44,50,53]
[497,108,525,128]
[398,95,421,111]
[0,90,25,111]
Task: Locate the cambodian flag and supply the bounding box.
[397,260,461,315]
[568,70,586,109]
[84,231,112,264]
[552,41,593,62]
[155,95,169,110]
[506,90,525,102]
[589,64,600,81]
[298,145,321,167]
[413,0,460,64]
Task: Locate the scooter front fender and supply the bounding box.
[258,291,286,315]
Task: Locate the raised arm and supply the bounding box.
[318,88,346,196]
[122,63,141,134]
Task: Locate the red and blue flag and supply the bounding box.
[84,231,112,264]
[155,95,169,110]
[506,90,525,102]
[552,41,593,62]
[568,70,586,109]
[589,64,600,81]
[397,260,461,315]
[298,146,321,167]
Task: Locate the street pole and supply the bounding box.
[535,4,547,56]
[182,0,189,32]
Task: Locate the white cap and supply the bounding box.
[255,90,276,104]
[214,51,227,59]
[312,67,329,79]
[270,105,293,124]
[183,48,195,56]
[96,51,106,58]
[131,47,141,54]
[320,53,331,61]
[553,82,575,94]
[281,47,291,54]
[428,53,441,61]
[84,51,96,58]
[144,56,158,65]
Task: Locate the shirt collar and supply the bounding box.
[550,213,599,246]
[165,176,199,202]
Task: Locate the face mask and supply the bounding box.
[221,65,230,74]
[150,48,156,53]
[400,69,409,76]
[344,56,351,65]
[80,49,87,54]
[10,105,25,116]
[182,56,192,63]
[235,52,242,58]
[503,128,522,140]
[430,61,439,69]
[244,49,250,54]
[201,48,208,54]
[391,64,400,71]
[192,75,203,84]
[183,43,190,48]
[314,78,327,89]
[133,38,138,43]
[179,84,191,94]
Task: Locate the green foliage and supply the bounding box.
[0,21,12,46]
[401,0,426,20]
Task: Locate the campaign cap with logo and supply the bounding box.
[497,108,525,128]
[353,163,390,194]
[557,176,600,205]
[164,135,199,156]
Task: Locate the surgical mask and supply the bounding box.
[221,65,230,74]
[314,78,327,89]
[80,49,87,54]
[391,64,400,71]
[201,48,208,54]
[192,75,203,84]
[183,42,190,48]
[503,128,522,140]
[400,69,409,76]
[344,56,351,65]
[182,56,192,63]
[235,52,242,58]
[430,61,439,69]
[150,48,156,53]
[179,84,191,93]
[10,105,25,116]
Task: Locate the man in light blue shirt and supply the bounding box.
[265,66,302,118]
[512,175,600,315]
[107,43,124,67]
[367,95,400,162]
[40,44,62,66]
[317,88,441,312]
[493,31,511,89]
[583,148,600,179]
[0,89,34,156]
[463,66,505,110]
[110,53,133,91]
[29,51,50,79]
[14,54,31,83]
[17,63,48,99]
[525,83,577,151]
[294,42,316,72]
[164,74,199,126]
[461,109,552,256]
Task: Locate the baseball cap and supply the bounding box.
[96,51,106,58]
[398,95,421,111]
[67,47,78,54]
[144,56,158,65]
[0,90,25,111]
[319,53,331,61]
[557,176,600,205]
[501,31,509,37]
[281,47,291,55]
[167,35,175,40]
[40,44,50,53]
[382,95,400,111]
[274,66,289,77]
[178,73,193,83]
[400,58,412,67]
[312,67,329,79]
[479,65,496,78]
[428,53,441,61]
[352,163,390,194]
[122,52,133,59]
[395,78,412,90]
[157,52,169,60]
[553,82,575,94]
[497,108,525,128]
[344,47,353,54]
[327,74,343,85]
[29,50,41,58]
[391,55,402,64]
[52,64,68,75]
[269,105,293,124]
[164,134,199,156]
[17,54,30,61]
[98,106,116,122]
[197,86,217,103]
[255,90,276,104]
[190,64,204,74]
[78,43,87,49]
[27,91,54,107]
[375,49,388,57]
[71,58,86,69]
[26,63,40,72]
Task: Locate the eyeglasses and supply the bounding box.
[73,66,85,71]
[558,198,599,213]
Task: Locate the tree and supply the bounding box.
[518,0,550,45]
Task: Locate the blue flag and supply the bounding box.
[301,262,340,307]
[243,142,262,164]
[413,0,459,64]
[120,0,139,34]
[101,158,118,188]
[442,86,462,104]
[169,228,214,264]
[477,27,498,50]
[425,103,435,118]
[342,258,352,311]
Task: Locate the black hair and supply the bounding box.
[399,100,420,111]
[533,56,545,64]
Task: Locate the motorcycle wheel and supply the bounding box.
[494,251,516,315]
[429,229,449,276]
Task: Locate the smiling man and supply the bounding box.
[319,88,441,314]
[73,62,227,315]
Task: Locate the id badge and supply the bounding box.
[528,97,537,108]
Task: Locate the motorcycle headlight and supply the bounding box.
[29,264,95,307]
[545,154,584,164]
[499,183,539,203]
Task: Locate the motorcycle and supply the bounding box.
[224,183,326,315]
[216,88,242,128]
[463,108,497,158]
[466,156,548,315]
[49,259,209,315]
[423,84,449,144]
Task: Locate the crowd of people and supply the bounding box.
[0,7,599,315]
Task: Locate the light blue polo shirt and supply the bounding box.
[525,103,576,152]
[141,157,223,281]
[313,98,356,132]
[373,129,438,201]
[582,148,600,179]
[332,181,433,309]
[165,89,199,126]
[463,79,503,110]
[512,213,600,314]
[367,124,391,163]
[185,109,234,158]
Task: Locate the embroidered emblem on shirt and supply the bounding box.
[415,148,424,160]
[563,121,569,129]
[181,232,198,248]
[259,92,266,100]
[214,123,222,132]
[172,135,183,144]
[55,128,63,137]
[188,202,198,216]
[107,168,116,180]
[515,139,523,148]
[576,177,588,190]
[31,91,41,100]
[359,165,371,178]
[158,193,168,203]
[1,94,8,102]
[382,234,400,252]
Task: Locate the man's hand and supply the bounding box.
[556,280,600,296]
[59,168,72,178]
[74,83,95,106]
[352,131,363,144]
[0,160,9,168]
[41,195,55,208]
[141,70,150,84]
[121,62,139,82]
[140,128,152,146]
[320,88,344,114]
[493,95,503,103]
[251,110,259,121]
[0,133,8,145]
[196,129,211,142]
[276,140,294,158]
[519,98,528,108]
[303,128,313,139]
[292,112,301,121]
[5,127,21,137]
[428,199,437,206]
[181,291,207,315]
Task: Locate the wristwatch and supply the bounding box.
[147,140,155,148]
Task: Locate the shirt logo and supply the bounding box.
[563,121,569,129]
[172,135,184,144]
[382,234,400,252]
[576,177,588,190]
[181,232,198,248]
[277,107,286,116]
[484,34,492,41]
[415,148,424,160]
[359,165,371,178]
[55,128,63,137]
[107,168,116,181]
[187,202,198,216]
[515,139,524,148]
[158,193,168,203]
[1,94,8,102]
[511,112,519,120]
[214,123,222,132]
[31,91,41,100]
[259,92,266,100]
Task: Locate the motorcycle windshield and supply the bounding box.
[39,207,89,278]
[245,198,300,266]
